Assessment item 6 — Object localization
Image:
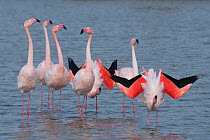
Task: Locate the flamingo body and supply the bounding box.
[45,64,69,90]
[18,65,37,93]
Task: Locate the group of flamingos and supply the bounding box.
[17,18,198,124]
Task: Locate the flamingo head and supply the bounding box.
[42,20,52,27]
[80,27,93,35]
[24,18,40,28]
[130,38,139,46]
[87,87,102,98]
[52,24,67,32]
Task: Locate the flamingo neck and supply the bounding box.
[86,34,92,71]
[25,27,33,67]
[131,45,138,76]
[44,27,51,64]
[53,32,64,68]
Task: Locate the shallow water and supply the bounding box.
[0,0,210,139]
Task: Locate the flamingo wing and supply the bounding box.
[108,59,117,75]
[160,72,198,99]
[111,74,147,99]
[67,57,80,75]
[98,59,117,90]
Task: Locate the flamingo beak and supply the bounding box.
[80,28,84,34]
[49,20,53,24]
[63,25,67,30]
[136,39,139,44]
[35,18,40,22]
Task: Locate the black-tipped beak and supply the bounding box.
[136,39,139,44]
[49,20,53,24]
[80,28,84,34]
[35,18,40,22]
[63,25,67,30]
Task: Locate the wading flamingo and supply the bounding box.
[17,18,40,120]
[37,20,54,109]
[69,27,95,119]
[115,38,139,115]
[44,24,69,113]
[111,68,198,125]
[68,57,117,112]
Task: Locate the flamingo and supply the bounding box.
[115,38,139,115]
[44,24,69,113]
[37,20,54,109]
[17,18,40,120]
[69,27,95,119]
[111,68,198,125]
[68,57,117,112]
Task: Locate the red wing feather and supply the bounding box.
[98,59,116,90]
[160,72,198,99]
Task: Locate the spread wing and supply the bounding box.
[111,74,147,99]
[160,72,198,99]
[67,57,80,75]
[98,58,117,90]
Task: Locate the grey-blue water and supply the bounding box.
[0,0,210,139]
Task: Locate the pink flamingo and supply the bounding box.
[115,38,139,115]
[37,20,54,109]
[111,68,198,125]
[17,18,40,119]
[68,58,117,112]
[44,24,69,113]
[70,27,95,119]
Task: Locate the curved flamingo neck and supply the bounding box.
[53,32,64,67]
[25,27,33,67]
[131,45,138,76]
[43,26,51,64]
[86,34,92,71]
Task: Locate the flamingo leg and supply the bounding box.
[78,95,83,120]
[85,95,88,110]
[22,93,24,115]
[132,99,136,115]
[52,90,54,113]
[40,84,43,110]
[27,93,31,115]
[122,93,126,114]
[147,108,150,126]
[58,90,62,112]
[96,96,98,113]
[82,95,88,112]
[22,93,24,124]
[48,87,50,108]
[156,110,158,125]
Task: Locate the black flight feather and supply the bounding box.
[67,57,79,75]
[111,74,142,88]
[163,73,198,88]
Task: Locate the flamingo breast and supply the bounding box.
[37,60,54,85]
[17,65,37,93]
[44,64,69,90]
[72,68,95,95]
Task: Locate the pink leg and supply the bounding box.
[147,108,150,126]
[48,87,50,108]
[52,90,54,113]
[40,85,43,110]
[22,93,24,123]
[27,93,31,115]
[58,90,62,112]
[22,93,24,115]
[156,110,158,125]
[82,95,87,112]
[27,93,32,122]
[132,99,136,115]
[122,93,126,114]
[78,95,83,120]
[96,96,98,112]
[85,95,88,110]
